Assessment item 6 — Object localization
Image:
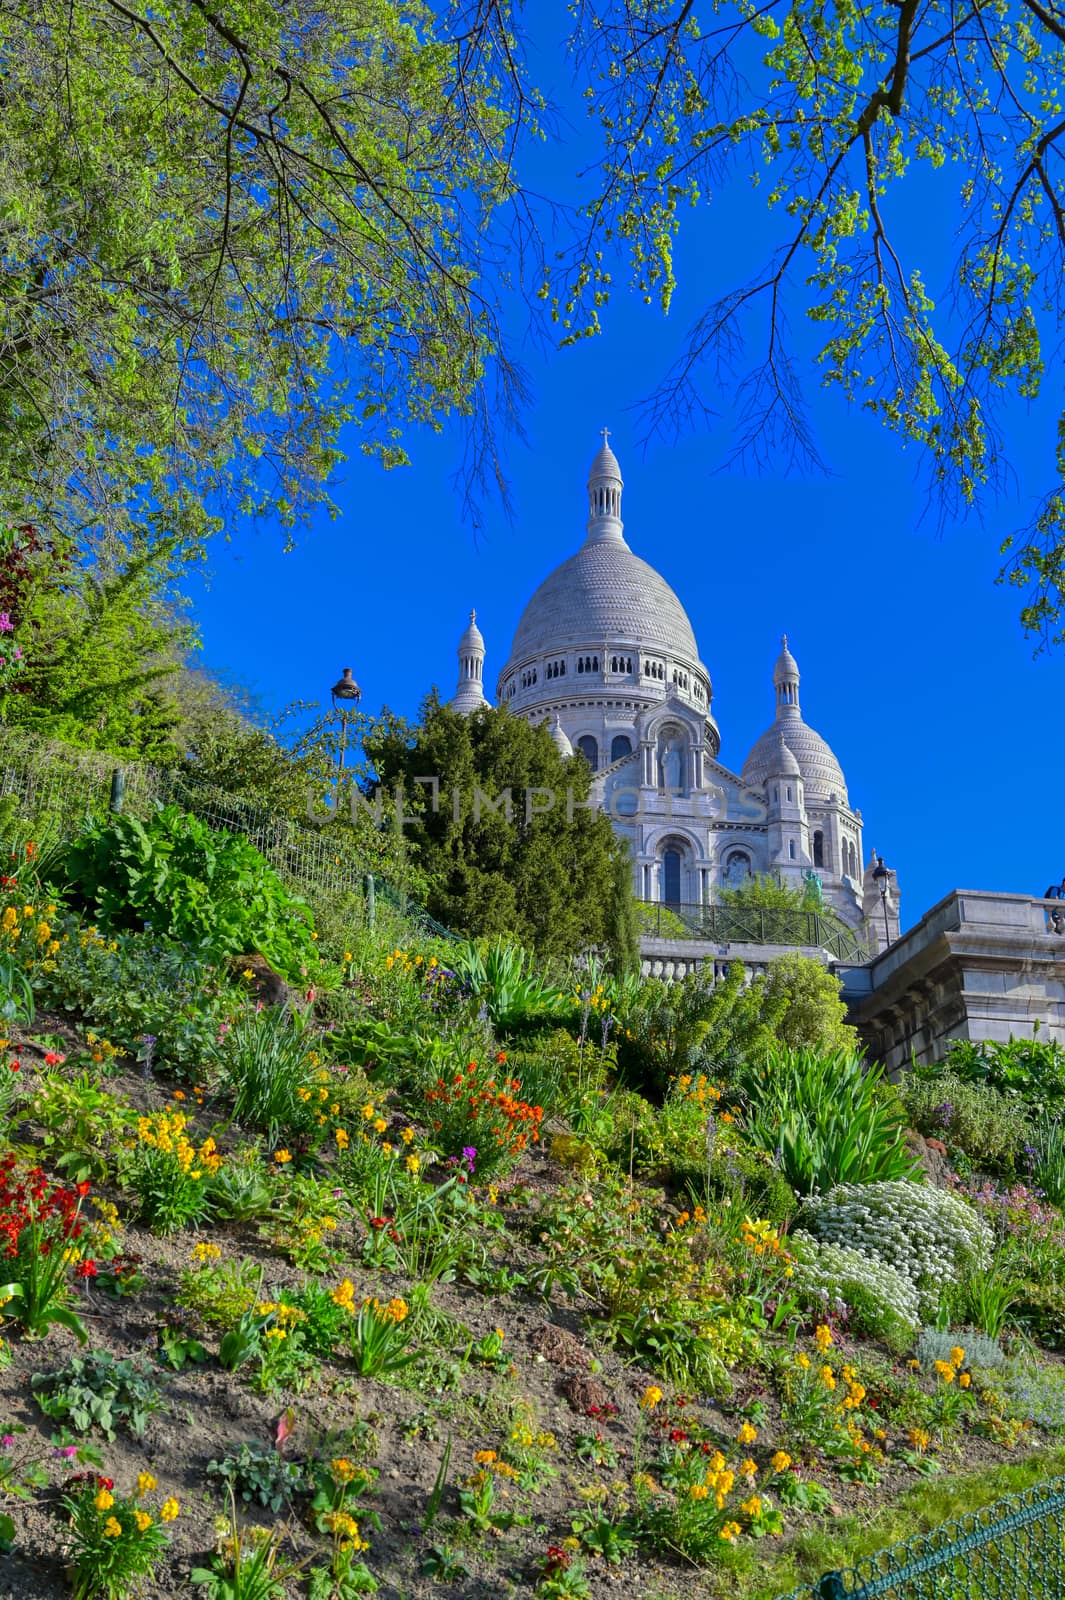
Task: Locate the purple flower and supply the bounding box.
[55,1445,78,1460]
[0,613,12,633]
[462,1145,477,1175]
[0,1435,15,1450]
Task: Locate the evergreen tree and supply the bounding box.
[364,695,624,959]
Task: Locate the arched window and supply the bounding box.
[662,848,682,906]
[789,839,796,860]
[849,841,858,877]
[813,830,824,868]
[610,734,632,762]
[577,735,598,771]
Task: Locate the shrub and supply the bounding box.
[206,1443,310,1512]
[0,1155,95,1341]
[796,1180,993,1314]
[998,1360,1065,1429]
[60,805,321,982]
[789,1235,921,1342]
[1029,1116,1065,1207]
[934,1035,1065,1116]
[737,1047,919,1195]
[902,1071,1032,1177]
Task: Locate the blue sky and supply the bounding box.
[188,37,1065,933]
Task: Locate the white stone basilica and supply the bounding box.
[447,435,900,954]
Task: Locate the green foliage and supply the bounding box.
[0,951,33,1027]
[60,806,322,983]
[718,874,814,910]
[364,697,624,959]
[61,1478,174,1600]
[757,954,858,1055]
[450,937,568,1033]
[615,961,775,1099]
[211,1008,324,1146]
[1028,1117,1065,1208]
[32,1350,164,1441]
[206,1444,309,1513]
[902,1072,1033,1179]
[933,1036,1065,1117]
[39,924,236,1076]
[28,1071,137,1184]
[915,1327,1006,1374]
[737,1047,918,1195]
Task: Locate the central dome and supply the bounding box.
[505,435,702,666]
[507,540,700,661]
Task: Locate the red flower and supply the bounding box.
[7,1060,18,1073]
[43,1052,63,1066]
[75,1260,97,1278]
[75,1182,91,1197]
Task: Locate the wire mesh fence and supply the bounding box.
[0,728,456,941]
[776,1476,1065,1600]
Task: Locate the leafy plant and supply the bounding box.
[191,1496,287,1600]
[1029,1116,1065,1207]
[737,1046,919,1195]
[121,1109,223,1232]
[933,1036,1065,1117]
[0,1156,93,1341]
[61,1474,179,1600]
[211,1007,324,1145]
[27,1071,137,1184]
[60,805,322,982]
[902,1071,1032,1178]
[0,951,34,1026]
[33,1351,164,1441]
[206,1442,309,1512]
[450,937,569,1032]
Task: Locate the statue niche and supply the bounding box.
[657,727,687,795]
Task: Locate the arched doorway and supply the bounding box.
[662,848,682,906]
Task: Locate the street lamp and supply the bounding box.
[330,667,362,782]
[871,853,891,951]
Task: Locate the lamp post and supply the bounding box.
[330,667,362,784]
[872,854,891,952]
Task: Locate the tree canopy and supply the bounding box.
[6,0,1065,643]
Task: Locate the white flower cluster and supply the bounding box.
[790,1235,922,1337]
[796,1181,993,1314]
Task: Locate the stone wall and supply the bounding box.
[839,890,1065,1073]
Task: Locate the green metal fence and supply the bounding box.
[778,1476,1065,1600]
[638,899,867,962]
[0,728,456,943]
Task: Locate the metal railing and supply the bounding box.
[0,728,456,942]
[776,1474,1065,1600]
[637,900,867,962]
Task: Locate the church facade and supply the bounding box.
[448,436,900,956]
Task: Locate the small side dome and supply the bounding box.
[767,732,801,779]
[548,714,573,757]
[458,609,485,652]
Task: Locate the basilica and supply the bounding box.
[448,435,900,954]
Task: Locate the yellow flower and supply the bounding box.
[136,1472,157,1495]
[959,1372,972,1389]
[688,1483,710,1500]
[134,1510,152,1532]
[361,1104,375,1120]
[95,1489,115,1511]
[719,1521,741,1542]
[909,1427,931,1451]
[934,1360,956,1384]
[474,1449,498,1465]
[274,1149,292,1164]
[160,1498,180,1522]
[741,1495,762,1518]
[641,1385,664,1410]
[737,1421,757,1444]
[335,1128,350,1149]
[331,1458,357,1483]
[401,1127,415,1145]
[242,968,255,979]
[405,1153,420,1174]
[820,1366,836,1391]
[373,1118,388,1134]
[386,1297,408,1322]
[949,1346,966,1369]
[103,1516,123,1538]
[814,1324,833,1352]
[770,1451,792,1473]
[796,1352,811,1370]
